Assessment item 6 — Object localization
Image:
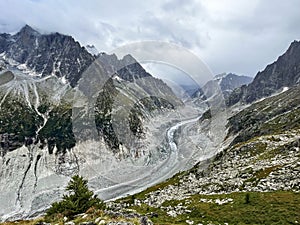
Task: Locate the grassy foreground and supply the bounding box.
[120,191,300,225]
[0,191,299,225]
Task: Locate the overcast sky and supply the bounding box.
[0,0,299,77]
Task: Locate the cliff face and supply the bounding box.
[227,41,300,106]
[0,25,95,87]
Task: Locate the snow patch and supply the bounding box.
[281,87,289,93]
[60,76,67,84]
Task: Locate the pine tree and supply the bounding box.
[46,175,105,218]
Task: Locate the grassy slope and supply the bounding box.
[0,209,140,225]
[127,191,300,225]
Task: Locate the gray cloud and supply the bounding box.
[0,0,299,77]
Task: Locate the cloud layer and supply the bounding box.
[0,0,299,76]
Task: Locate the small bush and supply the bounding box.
[46,175,105,218]
[245,193,250,204]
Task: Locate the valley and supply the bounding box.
[0,24,299,225]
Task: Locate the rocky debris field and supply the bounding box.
[135,130,300,207]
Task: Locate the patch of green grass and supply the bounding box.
[243,165,282,187]
[0,219,44,225]
[1,208,140,225]
[254,165,281,179]
[257,146,282,161]
[261,108,300,135]
[127,191,300,225]
[1,191,299,225]
[38,102,75,154]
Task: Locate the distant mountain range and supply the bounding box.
[191,73,253,99]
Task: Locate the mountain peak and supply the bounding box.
[121,54,137,65]
[291,40,300,45]
[285,40,300,56]
[85,44,99,56]
[17,24,40,36]
[214,73,227,80]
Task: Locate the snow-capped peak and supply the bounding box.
[214,73,228,80]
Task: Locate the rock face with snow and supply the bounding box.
[0,25,181,155]
[215,73,252,97]
[227,40,300,106]
[0,25,95,86]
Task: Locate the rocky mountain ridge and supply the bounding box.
[192,73,252,99]
[227,40,300,106]
[0,25,181,156]
[0,25,95,86]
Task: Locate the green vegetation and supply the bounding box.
[260,108,300,135]
[0,209,140,225]
[124,191,300,225]
[244,193,250,204]
[38,102,75,154]
[0,93,43,151]
[95,79,121,150]
[227,85,300,146]
[0,90,77,155]
[46,175,105,220]
[120,171,185,203]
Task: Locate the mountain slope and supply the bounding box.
[126,84,300,202]
[227,40,300,106]
[0,25,182,156]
